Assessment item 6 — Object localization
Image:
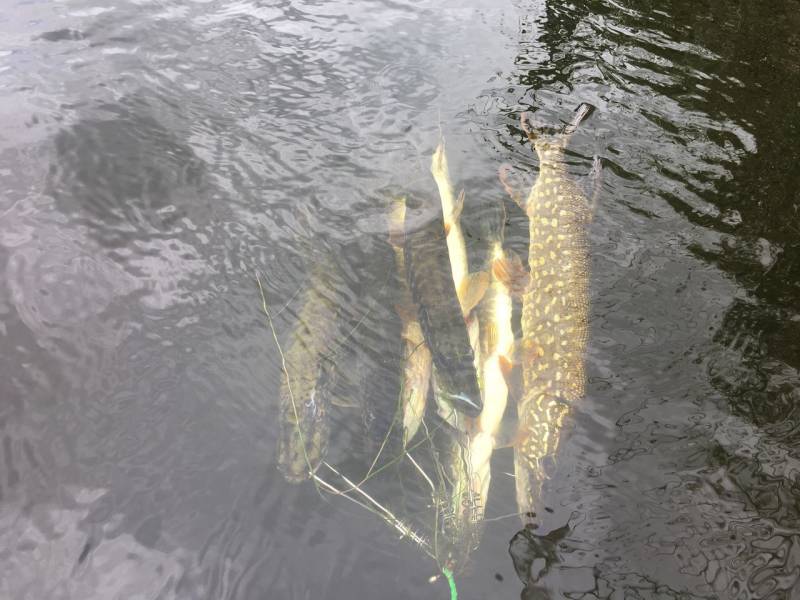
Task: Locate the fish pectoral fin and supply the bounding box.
[493,250,529,297]
[498,163,528,211]
[459,271,490,315]
[499,354,514,378]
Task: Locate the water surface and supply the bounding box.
[1,0,799,598]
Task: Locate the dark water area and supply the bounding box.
[1,0,799,598]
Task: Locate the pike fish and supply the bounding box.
[276,263,341,483]
[430,141,488,323]
[467,199,517,521]
[506,104,594,522]
[389,197,433,447]
[404,203,483,418]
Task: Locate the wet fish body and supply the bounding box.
[469,226,515,520]
[389,198,433,446]
[277,268,341,483]
[513,109,592,520]
[404,213,482,417]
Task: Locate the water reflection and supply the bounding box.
[47,97,204,249]
[0,486,194,599]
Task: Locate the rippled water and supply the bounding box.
[1,0,799,597]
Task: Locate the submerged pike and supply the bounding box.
[431,141,488,322]
[467,200,516,521]
[404,204,483,418]
[506,104,594,523]
[389,198,433,446]
[430,140,488,432]
[276,264,341,483]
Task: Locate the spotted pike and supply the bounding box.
[508,104,594,523]
[276,263,341,483]
[404,205,482,418]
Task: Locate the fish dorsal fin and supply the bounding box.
[459,271,490,315]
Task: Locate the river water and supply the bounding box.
[1,0,799,598]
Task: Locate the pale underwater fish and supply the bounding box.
[388,197,433,447]
[468,197,517,524]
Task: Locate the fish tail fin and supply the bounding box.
[562,103,594,138]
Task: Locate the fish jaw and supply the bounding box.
[445,391,483,417]
[433,361,483,417]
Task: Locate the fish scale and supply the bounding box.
[515,137,591,522]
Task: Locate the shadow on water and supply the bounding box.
[46,95,205,249]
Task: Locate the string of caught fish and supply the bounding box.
[260,104,597,583]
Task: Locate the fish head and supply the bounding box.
[431,356,483,418]
[439,390,482,417]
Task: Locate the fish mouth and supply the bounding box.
[443,391,483,417]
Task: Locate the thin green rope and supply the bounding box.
[442,568,457,600]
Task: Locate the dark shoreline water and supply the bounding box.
[1,0,799,597]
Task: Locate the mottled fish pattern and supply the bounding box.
[514,125,591,522]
